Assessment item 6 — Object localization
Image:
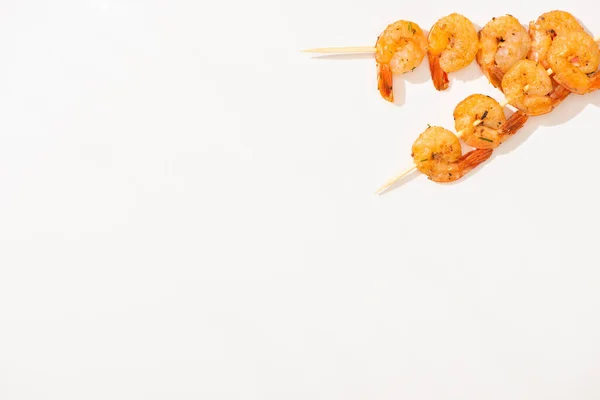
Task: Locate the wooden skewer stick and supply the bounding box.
[301,46,374,54]
[374,165,418,194]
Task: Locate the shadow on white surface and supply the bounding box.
[538,90,600,127]
[393,63,431,106]
[404,62,431,85]
[498,90,600,155]
[450,62,482,87]
[404,62,431,86]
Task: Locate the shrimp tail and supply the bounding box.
[430,148,492,182]
[548,83,571,106]
[488,66,505,89]
[428,53,449,91]
[499,110,528,137]
[377,63,394,102]
[458,148,493,176]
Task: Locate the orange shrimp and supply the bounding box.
[528,10,584,68]
[502,60,570,115]
[477,15,531,88]
[427,13,478,90]
[412,126,493,182]
[454,94,528,149]
[375,20,427,102]
[546,31,600,94]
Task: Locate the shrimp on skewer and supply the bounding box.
[502,60,570,116]
[412,126,493,182]
[375,126,493,193]
[453,94,528,149]
[428,13,478,91]
[546,31,600,94]
[375,90,535,193]
[375,20,428,102]
[477,15,531,88]
[528,10,584,68]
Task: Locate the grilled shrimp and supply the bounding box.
[375,20,428,102]
[427,13,478,90]
[477,15,531,88]
[528,10,584,68]
[412,126,493,182]
[546,31,600,94]
[453,94,528,148]
[501,60,570,116]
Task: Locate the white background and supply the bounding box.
[1,0,599,399]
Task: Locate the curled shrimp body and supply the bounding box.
[528,10,584,68]
[501,60,570,116]
[477,15,531,88]
[427,13,478,90]
[375,20,428,102]
[546,31,600,94]
[453,94,528,149]
[412,126,493,182]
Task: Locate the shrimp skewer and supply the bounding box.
[374,126,487,194]
[374,114,518,194]
[376,92,531,193]
[375,126,493,193]
[427,13,478,90]
[411,127,493,182]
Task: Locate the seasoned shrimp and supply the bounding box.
[453,94,528,149]
[501,60,570,116]
[428,13,478,90]
[546,31,600,94]
[477,15,531,88]
[375,20,428,102]
[412,126,493,182]
[528,10,584,68]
